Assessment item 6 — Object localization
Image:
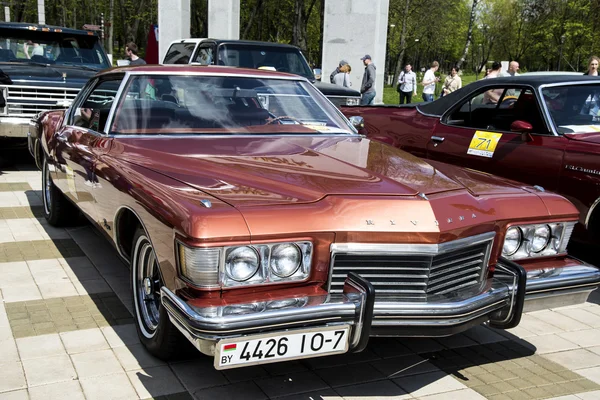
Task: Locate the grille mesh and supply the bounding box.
[5,86,80,117]
[329,239,492,297]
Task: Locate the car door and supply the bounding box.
[426,85,568,191]
[53,77,122,221]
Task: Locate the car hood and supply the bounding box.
[313,80,361,97]
[110,136,529,207]
[0,62,98,86]
[564,132,600,144]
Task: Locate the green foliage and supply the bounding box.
[10,0,599,82]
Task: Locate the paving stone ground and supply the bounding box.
[2,161,600,400]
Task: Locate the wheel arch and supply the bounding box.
[586,196,600,237]
[114,206,153,263]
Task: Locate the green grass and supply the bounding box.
[382,72,479,104]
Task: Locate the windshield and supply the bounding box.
[0,29,110,70]
[216,44,314,80]
[110,74,353,135]
[542,83,600,134]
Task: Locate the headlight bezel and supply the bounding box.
[176,239,313,289]
[501,221,575,260]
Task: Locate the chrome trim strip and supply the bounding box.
[114,69,308,81]
[330,232,495,255]
[108,133,358,139]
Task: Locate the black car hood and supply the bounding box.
[0,62,97,87]
[313,80,361,97]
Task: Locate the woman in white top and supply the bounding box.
[333,64,352,87]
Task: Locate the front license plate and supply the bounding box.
[215,325,350,370]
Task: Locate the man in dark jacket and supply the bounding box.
[329,59,349,83]
[360,55,376,105]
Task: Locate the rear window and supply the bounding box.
[163,43,196,64]
[216,44,314,80]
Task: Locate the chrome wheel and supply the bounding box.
[43,159,52,216]
[133,234,162,338]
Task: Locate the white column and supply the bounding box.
[208,0,240,40]
[322,0,389,104]
[37,0,45,25]
[5,6,10,22]
[158,0,190,63]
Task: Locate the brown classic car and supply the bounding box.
[30,65,600,370]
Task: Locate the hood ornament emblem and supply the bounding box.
[200,199,212,208]
[62,72,67,81]
[418,192,429,200]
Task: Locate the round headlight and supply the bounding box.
[225,247,259,282]
[270,243,302,278]
[503,227,522,256]
[530,224,551,253]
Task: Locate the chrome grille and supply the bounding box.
[329,233,494,297]
[4,85,80,117]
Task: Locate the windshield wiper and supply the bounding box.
[14,60,48,67]
[60,63,99,72]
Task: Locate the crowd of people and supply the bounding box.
[328,54,600,106]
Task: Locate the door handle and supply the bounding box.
[431,136,445,147]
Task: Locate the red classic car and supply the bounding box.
[341,75,600,242]
[30,66,600,370]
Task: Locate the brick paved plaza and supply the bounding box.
[2,162,600,400]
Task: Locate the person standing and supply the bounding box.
[441,66,462,97]
[330,60,349,83]
[421,61,439,102]
[500,61,520,77]
[397,64,417,104]
[360,55,377,105]
[333,64,352,87]
[584,56,599,76]
[126,42,146,65]
[482,61,503,104]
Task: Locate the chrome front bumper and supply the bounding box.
[522,260,600,312]
[0,117,30,138]
[161,260,526,357]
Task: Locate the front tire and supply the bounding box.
[42,156,77,226]
[131,227,181,360]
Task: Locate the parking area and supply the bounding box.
[2,160,600,400]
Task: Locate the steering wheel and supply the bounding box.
[266,116,302,125]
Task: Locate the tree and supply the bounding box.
[456,0,479,69]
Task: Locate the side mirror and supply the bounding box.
[348,116,365,130]
[313,68,322,81]
[510,120,534,142]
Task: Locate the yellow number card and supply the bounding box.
[467,130,503,158]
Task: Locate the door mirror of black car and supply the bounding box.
[511,120,534,142]
[348,116,365,130]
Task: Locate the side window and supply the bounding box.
[163,43,196,64]
[72,79,121,132]
[447,87,546,133]
[194,46,214,65]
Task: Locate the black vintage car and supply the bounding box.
[162,38,362,108]
[0,22,110,154]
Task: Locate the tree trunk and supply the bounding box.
[457,0,479,69]
[292,0,307,52]
[108,0,114,55]
[242,0,264,39]
[393,0,410,86]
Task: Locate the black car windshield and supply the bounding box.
[542,83,600,134]
[0,29,110,70]
[216,44,314,80]
[107,74,353,135]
